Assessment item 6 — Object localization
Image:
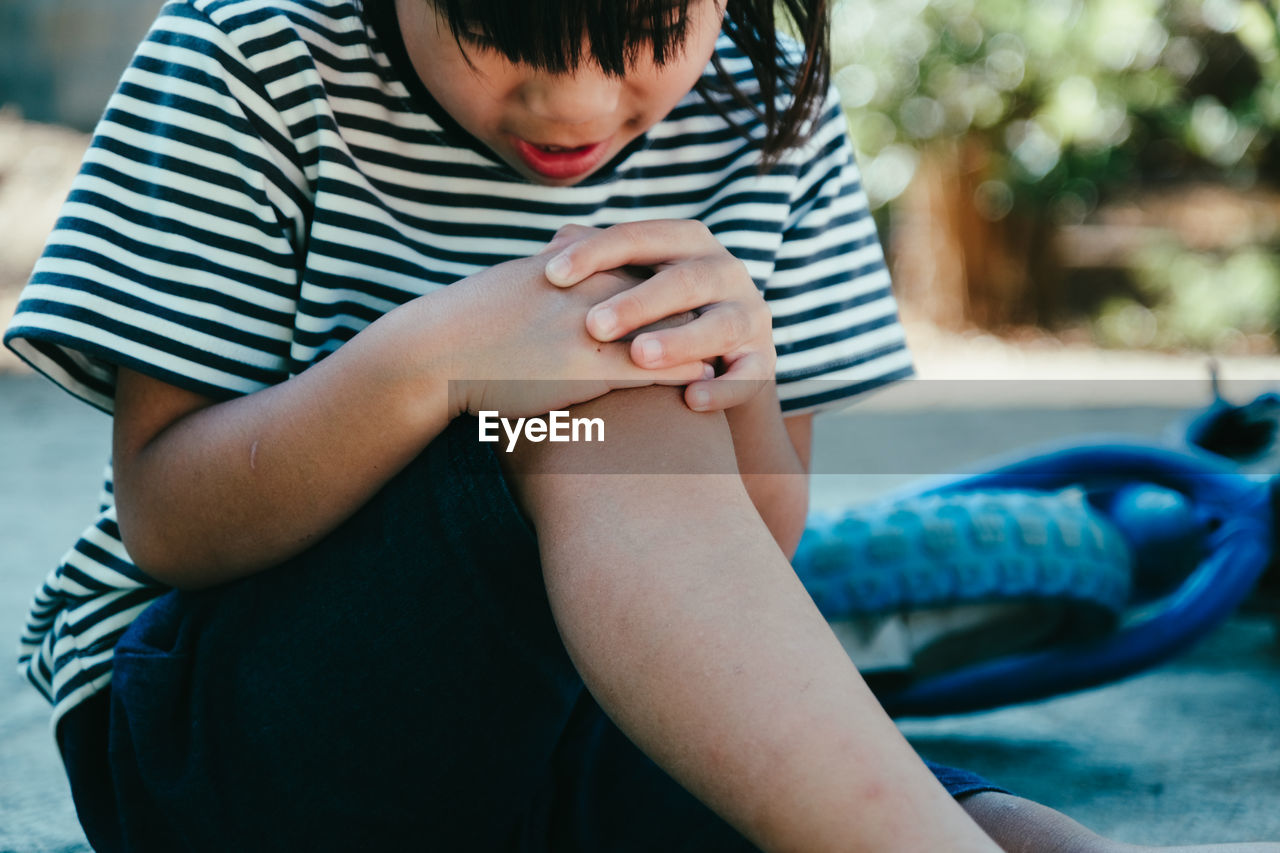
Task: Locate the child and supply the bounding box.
[5,0,1277,850]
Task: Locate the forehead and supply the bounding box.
[430,0,711,75]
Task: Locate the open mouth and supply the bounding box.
[532,143,593,153]
[511,136,612,180]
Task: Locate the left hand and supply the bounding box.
[542,220,776,412]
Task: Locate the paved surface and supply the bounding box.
[1,376,107,852]
[0,372,1277,850]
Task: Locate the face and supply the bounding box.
[396,0,725,185]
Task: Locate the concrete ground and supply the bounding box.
[0,370,1277,851]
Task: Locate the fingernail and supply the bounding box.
[545,253,573,284]
[639,338,663,363]
[702,363,715,380]
[591,306,616,338]
[690,389,711,410]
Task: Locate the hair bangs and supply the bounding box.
[433,0,696,76]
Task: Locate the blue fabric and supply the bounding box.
[57,416,1006,852]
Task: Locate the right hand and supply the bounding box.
[441,252,708,419]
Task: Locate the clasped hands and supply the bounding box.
[542,220,776,413]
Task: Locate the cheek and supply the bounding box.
[644,62,711,114]
[432,65,515,130]
[662,24,722,102]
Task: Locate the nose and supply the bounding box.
[520,70,621,124]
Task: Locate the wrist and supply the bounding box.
[365,287,469,430]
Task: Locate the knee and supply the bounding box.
[506,385,737,475]
[498,385,743,520]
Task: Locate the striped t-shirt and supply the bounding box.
[4,0,912,729]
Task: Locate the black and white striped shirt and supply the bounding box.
[4,0,911,728]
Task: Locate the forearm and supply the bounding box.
[507,388,997,853]
[724,384,809,558]
[112,252,709,589]
[113,291,462,588]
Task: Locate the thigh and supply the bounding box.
[104,416,585,852]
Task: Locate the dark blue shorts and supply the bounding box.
[57,416,1007,852]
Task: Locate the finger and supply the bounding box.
[683,353,772,412]
[593,340,709,387]
[629,303,756,368]
[619,309,698,343]
[653,361,716,388]
[541,223,600,264]
[610,358,710,390]
[544,219,721,286]
[585,257,731,341]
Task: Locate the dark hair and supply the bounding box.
[429,0,831,165]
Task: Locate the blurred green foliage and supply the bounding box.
[1096,241,1280,348]
[831,0,1280,350]
[832,0,1279,209]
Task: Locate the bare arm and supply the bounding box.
[113,290,460,588]
[112,257,705,589]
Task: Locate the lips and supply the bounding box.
[511,136,612,180]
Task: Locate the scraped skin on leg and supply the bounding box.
[502,386,1001,853]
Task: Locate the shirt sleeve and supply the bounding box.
[2,0,311,414]
[766,87,914,417]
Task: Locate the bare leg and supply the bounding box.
[961,790,1280,853]
[502,386,1001,853]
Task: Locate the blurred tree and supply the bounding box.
[832,0,1280,346]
